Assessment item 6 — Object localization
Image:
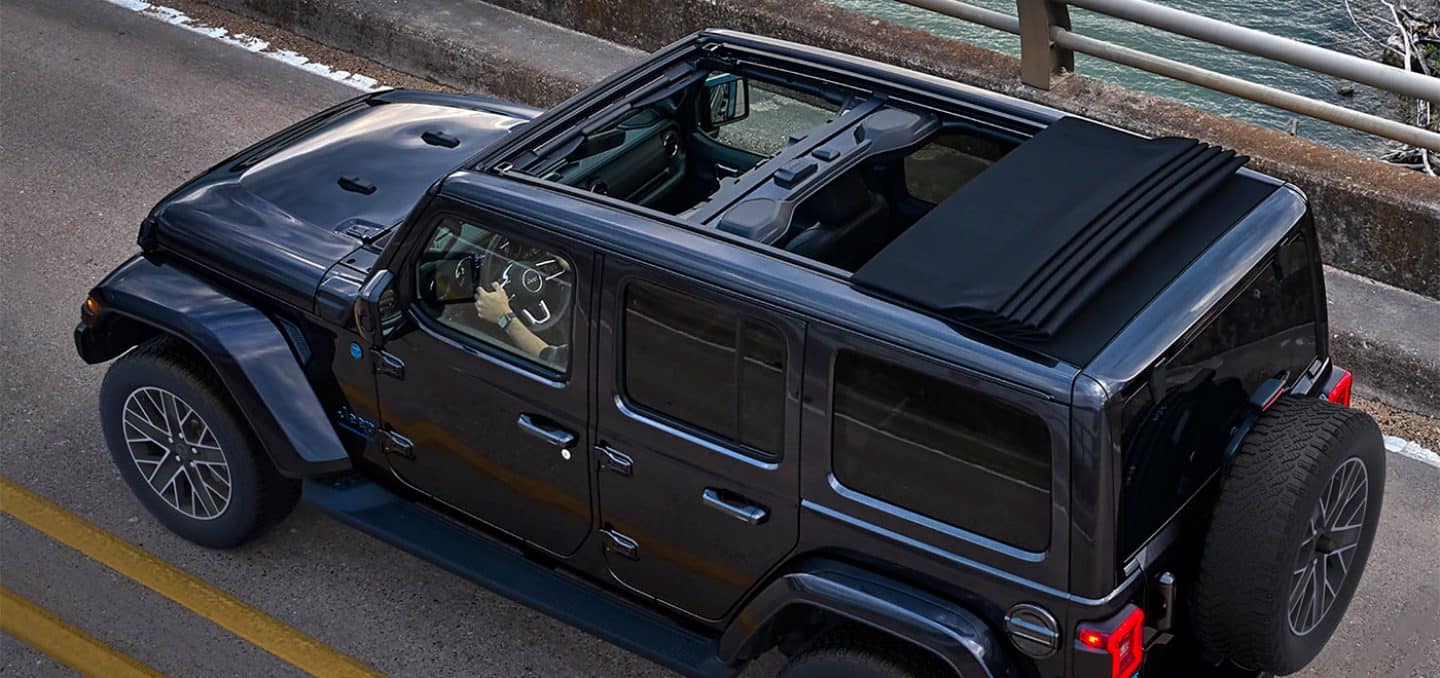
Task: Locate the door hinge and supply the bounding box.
[596,445,633,476]
[600,529,638,560]
[375,350,405,380]
[382,429,414,459]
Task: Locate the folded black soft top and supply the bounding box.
[854,116,1263,364]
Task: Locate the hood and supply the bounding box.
[146,90,536,310]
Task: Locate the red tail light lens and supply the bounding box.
[1077,606,1144,678]
[1326,368,1353,407]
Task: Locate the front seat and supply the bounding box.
[783,172,889,270]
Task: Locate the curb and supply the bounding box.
[1326,267,1440,417]
[198,0,1440,417]
[199,0,639,107]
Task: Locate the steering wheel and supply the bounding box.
[478,233,573,333]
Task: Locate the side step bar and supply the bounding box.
[303,476,733,678]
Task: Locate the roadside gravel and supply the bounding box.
[1355,395,1440,451]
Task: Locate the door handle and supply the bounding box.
[600,529,639,560]
[516,414,575,448]
[382,429,414,459]
[702,488,768,525]
[596,444,633,476]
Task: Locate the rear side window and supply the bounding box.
[623,283,786,457]
[831,351,1052,551]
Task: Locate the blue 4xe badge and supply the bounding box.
[349,342,363,360]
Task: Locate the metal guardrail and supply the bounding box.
[897,0,1440,151]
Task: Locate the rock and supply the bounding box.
[1337,82,1356,96]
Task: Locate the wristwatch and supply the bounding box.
[496,312,516,330]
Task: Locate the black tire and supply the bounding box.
[1192,396,1384,675]
[99,337,300,549]
[780,629,953,678]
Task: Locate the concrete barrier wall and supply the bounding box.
[486,0,1440,300]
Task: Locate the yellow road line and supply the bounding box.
[0,476,380,678]
[0,584,163,678]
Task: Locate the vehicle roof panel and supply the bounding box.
[852,117,1267,364]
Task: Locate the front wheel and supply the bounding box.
[99,337,299,549]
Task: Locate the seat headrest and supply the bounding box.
[804,172,871,224]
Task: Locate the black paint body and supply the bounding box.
[74,30,1335,678]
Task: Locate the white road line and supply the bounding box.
[1384,435,1440,469]
[102,0,385,91]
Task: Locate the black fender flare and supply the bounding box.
[75,256,350,478]
[719,559,1015,677]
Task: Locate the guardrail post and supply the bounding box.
[1016,0,1075,89]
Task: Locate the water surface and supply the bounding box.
[831,0,1411,153]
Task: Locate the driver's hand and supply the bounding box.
[473,282,513,323]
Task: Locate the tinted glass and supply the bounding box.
[624,283,786,457]
[902,132,1014,204]
[739,321,787,453]
[711,81,838,157]
[1118,233,1321,556]
[832,351,1052,551]
[413,217,575,373]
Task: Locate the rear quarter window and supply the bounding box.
[831,350,1052,551]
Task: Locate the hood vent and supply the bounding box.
[421,129,461,148]
[338,175,377,195]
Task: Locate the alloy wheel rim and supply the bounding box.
[1288,456,1368,636]
[121,387,232,520]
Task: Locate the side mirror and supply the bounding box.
[702,73,749,130]
[354,269,395,347]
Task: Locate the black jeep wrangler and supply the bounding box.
[76,30,1384,678]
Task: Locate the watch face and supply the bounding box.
[498,313,512,329]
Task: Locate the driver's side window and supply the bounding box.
[413,216,575,374]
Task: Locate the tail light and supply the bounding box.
[1076,605,1144,678]
[1325,368,1353,407]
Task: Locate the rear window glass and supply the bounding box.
[623,283,786,458]
[902,132,1013,205]
[831,351,1052,551]
[1118,232,1321,556]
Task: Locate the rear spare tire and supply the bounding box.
[1192,396,1384,674]
[99,337,300,549]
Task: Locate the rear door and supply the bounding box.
[593,255,803,620]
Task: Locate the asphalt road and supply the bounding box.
[0,1,1436,676]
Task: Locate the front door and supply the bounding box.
[374,204,594,557]
[594,255,803,620]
